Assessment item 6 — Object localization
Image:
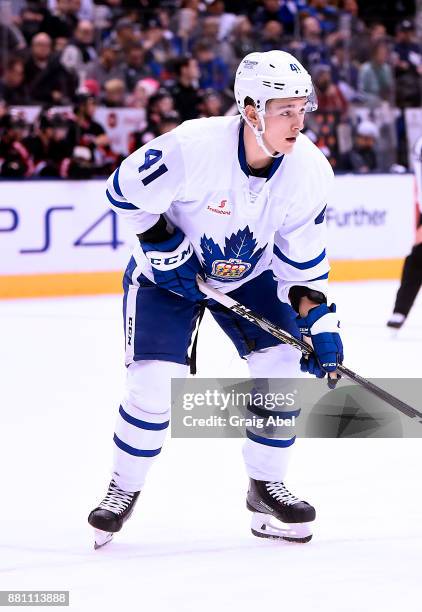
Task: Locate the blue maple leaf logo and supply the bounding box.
[200,226,267,282]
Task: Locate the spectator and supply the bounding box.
[65,92,119,176]
[68,93,106,146]
[129,89,176,149]
[0,58,28,106]
[102,78,127,107]
[67,140,119,179]
[0,21,26,54]
[303,115,341,168]
[19,3,45,44]
[24,32,77,105]
[23,112,72,177]
[300,16,330,71]
[329,41,359,99]
[123,43,152,93]
[61,19,98,82]
[353,21,389,65]
[358,40,395,105]
[147,89,175,123]
[92,0,124,26]
[54,35,70,54]
[126,77,160,109]
[199,89,223,117]
[253,0,283,27]
[258,20,285,53]
[143,89,175,139]
[39,0,79,41]
[340,120,380,173]
[0,114,32,177]
[66,144,94,178]
[90,3,113,32]
[175,3,200,52]
[194,41,229,91]
[340,0,366,40]
[110,19,140,58]
[70,0,95,21]
[305,0,340,35]
[196,16,236,68]
[204,0,238,41]
[86,44,125,89]
[142,18,177,74]
[369,22,388,41]
[253,0,301,36]
[312,64,348,115]
[393,19,422,108]
[169,55,202,121]
[156,110,181,135]
[230,16,255,67]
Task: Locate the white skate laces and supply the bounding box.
[265,482,300,505]
[99,480,135,515]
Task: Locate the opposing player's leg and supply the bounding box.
[388,243,422,330]
[208,271,315,543]
[88,258,201,548]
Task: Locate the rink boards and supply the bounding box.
[0,176,416,298]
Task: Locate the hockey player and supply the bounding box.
[88,50,343,547]
[387,135,422,330]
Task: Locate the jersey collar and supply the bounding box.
[238,121,284,180]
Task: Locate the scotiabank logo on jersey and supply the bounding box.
[200,227,267,282]
[207,199,231,216]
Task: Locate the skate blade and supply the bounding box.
[251,513,313,543]
[93,529,114,550]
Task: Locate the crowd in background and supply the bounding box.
[0,0,419,178]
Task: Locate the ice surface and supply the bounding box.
[0,281,421,611]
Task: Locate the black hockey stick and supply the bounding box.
[197,278,422,422]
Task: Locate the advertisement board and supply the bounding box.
[0,175,415,297]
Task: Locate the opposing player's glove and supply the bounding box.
[297,303,343,378]
[141,228,205,302]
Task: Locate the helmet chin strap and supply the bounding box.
[243,111,283,159]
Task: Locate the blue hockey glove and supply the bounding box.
[297,303,343,378]
[141,228,205,302]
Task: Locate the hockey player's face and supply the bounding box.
[263,97,306,154]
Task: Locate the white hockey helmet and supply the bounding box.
[234,50,317,157]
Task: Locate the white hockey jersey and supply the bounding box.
[106,115,334,303]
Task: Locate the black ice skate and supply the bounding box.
[88,480,140,549]
[246,478,316,543]
[387,313,406,332]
